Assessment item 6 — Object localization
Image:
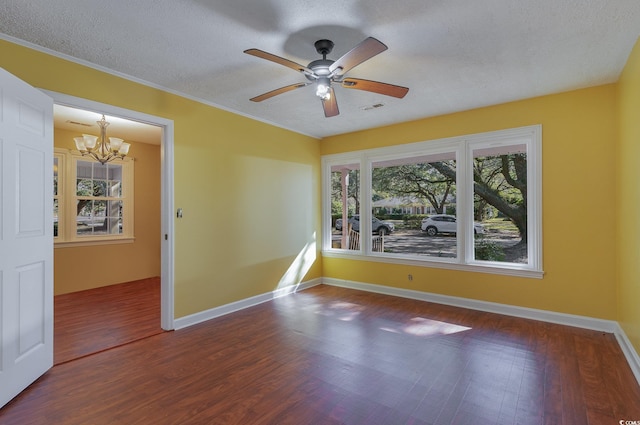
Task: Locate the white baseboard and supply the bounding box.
[322,277,640,385]
[322,277,618,331]
[173,278,322,330]
[614,323,640,385]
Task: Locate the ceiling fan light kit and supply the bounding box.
[244,37,409,118]
[315,77,332,100]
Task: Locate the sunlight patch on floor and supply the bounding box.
[314,301,364,321]
[381,317,471,337]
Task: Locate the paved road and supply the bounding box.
[332,228,525,262]
[338,228,525,263]
[383,229,457,257]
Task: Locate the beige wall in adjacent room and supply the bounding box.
[53,127,162,294]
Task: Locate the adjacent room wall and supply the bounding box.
[53,127,162,295]
[321,84,618,321]
[0,39,323,317]
[617,36,640,352]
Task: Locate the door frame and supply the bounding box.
[42,90,175,330]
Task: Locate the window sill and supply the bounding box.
[322,250,544,279]
[54,237,135,248]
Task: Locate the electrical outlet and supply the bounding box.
[408,274,413,281]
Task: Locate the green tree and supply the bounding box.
[331,168,360,216]
[372,162,455,213]
[432,153,527,242]
[76,179,105,216]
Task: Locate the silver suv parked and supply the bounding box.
[335,215,395,235]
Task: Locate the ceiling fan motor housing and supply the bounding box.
[306,39,336,81]
[306,59,334,80]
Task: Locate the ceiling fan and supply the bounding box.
[244,37,409,118]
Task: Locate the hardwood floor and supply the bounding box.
[2,284,639,424]
[54,277,162,365]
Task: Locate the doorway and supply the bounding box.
[45,91,175,360]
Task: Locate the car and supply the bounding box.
[421,214,484,236]
[335,215,394,235]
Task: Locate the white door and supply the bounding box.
[0,68,54,408]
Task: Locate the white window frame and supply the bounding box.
[54,147,135,247]
[322,125,543,278]
[53,151,65,241]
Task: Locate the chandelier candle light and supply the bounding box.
[74,115,131,164]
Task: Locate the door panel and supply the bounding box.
[17,147,46,236]
[17,262,46,358]
[0,67,53,408]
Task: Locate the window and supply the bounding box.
[322,125,542,277]
[329,161,361,251]
[471,143,529,265]
[371,150,457,258]
[54,148,134,246]
[53,154,61,238]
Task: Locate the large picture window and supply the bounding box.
[372,151,458,258]
[54,148,134,246]
[322,125,542,277]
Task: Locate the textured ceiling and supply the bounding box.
[1,0,640,139]
[53,104,162,145]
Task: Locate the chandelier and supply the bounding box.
[73,115,131,164]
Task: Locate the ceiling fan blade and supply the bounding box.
[329,37,388,76]
[244,48,312,74]
[322,88,339,117]
[249,82,310,102]
[341,78,409,98]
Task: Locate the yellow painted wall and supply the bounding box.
[617,37,640,351]
[1,39,323,317]
[1,37,628,326]
[53,127,161,295]
[321,85,618,320]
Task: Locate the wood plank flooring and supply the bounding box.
[2,284,639,424]
[54,277,162,365]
